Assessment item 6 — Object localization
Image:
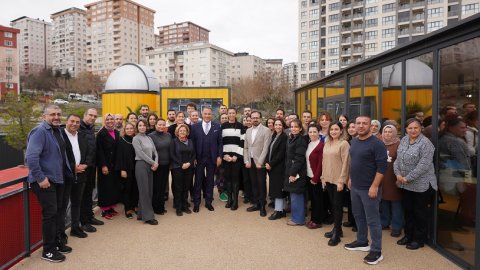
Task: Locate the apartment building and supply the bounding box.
[230,52,265,83]
[265,59,283,74]
[157,21,210,46]
[10,17,52,76]
[50,7,87,78]
[298,0,480,86]
[0,25,20,99]
[85,0,155,81]
[282,62,299,89]
[145,42,233,87]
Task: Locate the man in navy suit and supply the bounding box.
[190,107,223,212]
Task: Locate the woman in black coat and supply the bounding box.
[284,118,308,226]
[265,119,288,220]
[116,122,138,219]
[97,113,121,219]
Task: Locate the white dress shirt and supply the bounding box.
[65,130,81,165]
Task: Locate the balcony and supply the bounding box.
[341,27,352,32]
[398,3,410,10]
[341,49,352,56]
[448,10,459,17]
[352,36,363,43]
[342,37,352,44]
[412,14,425,21]
[353,1,363,8]
[342,3,352,9]
[342,15,352,21]
[352,47,363,54]
[352,24,364,32]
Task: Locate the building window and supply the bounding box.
[462,3,480,15]
[365,43,377,52]
[381,41,395,51]
[309,9,319,17]
[365,7,378,16]
[310,41,318,49]
[301,53,307,61]
[301,63,307,71]
[382,28,395,38]
[309,19,319,27]
[329,14,339,22]
[329,36,339,45]
[427,21,443,32]
[301,22,307,29]
[301,42,307,50]
[301,74,307,81]
[309,73,319,80]
[4,41,13,46]
[310,62,319,70]
[301,32,307,40]
[301,0,307,8]
[427,7,444,18]
[329,2,340,11]
[4,32,13,38]
[382,3,396,13]
[329,48,339,56]
[365,18,378,28]
[366,0,377,3]
[301,11,307,18]
[309,51,319,60]
[310,30,319,38]
[427,0,442,4]
[382,16,395,26]
[365,30,378,40]
[329,25,339,33]
[329,59,339,67]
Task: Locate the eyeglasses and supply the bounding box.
[47,113,61,117]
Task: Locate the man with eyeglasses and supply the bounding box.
[79,108,104,233]
[26,104,73,262]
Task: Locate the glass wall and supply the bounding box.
[325,79,345,120]
[364,69,380,120]
[317,86,325,118]
[381,62,402,127]
[349,74,362,120]
[437,37,480,267]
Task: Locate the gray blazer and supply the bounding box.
[244,124,272,166]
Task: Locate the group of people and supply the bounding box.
[27,101,454,265]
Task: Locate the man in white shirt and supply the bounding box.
[243,111,272,217]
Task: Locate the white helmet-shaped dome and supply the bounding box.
[104,63,160,92]
[382,59,433,87]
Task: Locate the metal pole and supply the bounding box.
[23,180,31,257]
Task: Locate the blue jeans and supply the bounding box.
[380,200,404,233]
[351,187,382,252]
[290,192,305,224]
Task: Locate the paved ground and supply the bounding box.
[13,196,461,270]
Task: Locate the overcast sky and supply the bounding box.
[0,0,298,63]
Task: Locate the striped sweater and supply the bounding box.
[221,121,246,158]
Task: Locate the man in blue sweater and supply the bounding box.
[26,104,72,263]
[344,115,387,265]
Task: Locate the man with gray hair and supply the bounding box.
[26,104,72,262]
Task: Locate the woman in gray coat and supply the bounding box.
[133,120,159,225]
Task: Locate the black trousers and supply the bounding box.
[249,159,267,206]
[80,168,95,224]
[326,182,345,230]
[403,186,433,243]
[241,160,253,201]
[171,167,194,211]
[153,165,169,212]
[122,171,138,212]
[59,182,85,232]
[223,160,241,195]
[32,182,65,252]
[307,178,325,224]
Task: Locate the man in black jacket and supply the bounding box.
[60,114,94,240]
[79,108,104,232]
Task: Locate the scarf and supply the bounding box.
[382,125,400,146]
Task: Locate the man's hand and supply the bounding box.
[368,185,379,199]
[216,157,222,167]
[265,163,271,170]
[39,177,50,189]
[121,170,127,178]
[256,163,262,169]
[245,162,251,169]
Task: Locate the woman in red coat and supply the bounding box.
[305,124,325,229]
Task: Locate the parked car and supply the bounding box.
[53,99,69,105]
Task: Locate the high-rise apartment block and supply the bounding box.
[50,8,87,77]
[0,25,20,99]
[85,0,155,80]
[298,0,480,86]
[146,42,233,87]
[157,22,209,46]
[282,62,299,89]
[10,16,52,76]
[265,59,283,74]
[231,53,266,83]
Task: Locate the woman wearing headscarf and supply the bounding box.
[371,119,382,139]
[380,124,403,237]
[96,113,121,219]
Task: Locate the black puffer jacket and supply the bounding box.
[283,134,308,194]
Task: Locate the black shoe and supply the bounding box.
[363,251,383,265]
[328,230,342,246]
[247,205,260,212]
[260,206,267,217]
[59,232,68,245]
[344,240,370,251]
[56,244,72,254]
[154,210,166,215]
[342,221,354,227]
[268,211,286,220]
[352,226,358,232]
[230,203,238,211]
[89,217,104,226]
[70,227,88,238]
[125,213,133,219]
[176,210,183,216]
[193,205,200,213]
[225,202,231,208]
[325,229,344,238]
[382,225,390,230]
[81,224,96,233]
[397,236,411,245]
[391,231,401,238]
[183,208,192,214]
[206,204,214,211]
[145,219,158,225]
[406,241,424,250]
[243,198,251,204]
[42,250,65,263]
